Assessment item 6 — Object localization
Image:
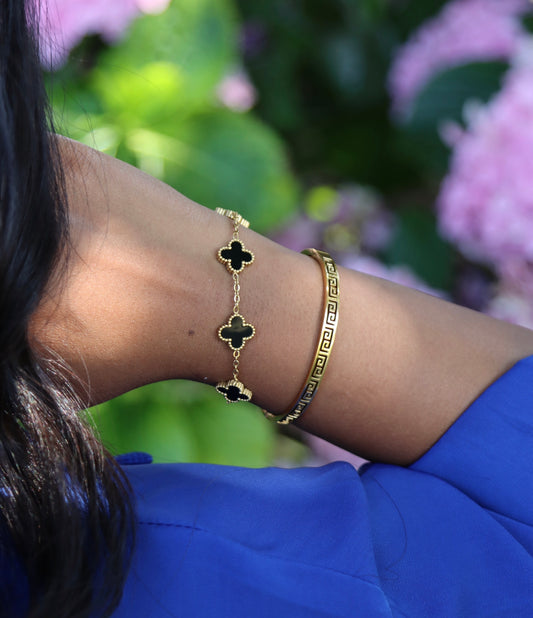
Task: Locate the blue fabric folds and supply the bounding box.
[115,463,391,617]
[113,355,533,617]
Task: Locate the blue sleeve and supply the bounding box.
[114,462,393,617]
[359,353,533,617]
[410,353,533,525]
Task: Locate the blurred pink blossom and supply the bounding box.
[437,63,533,286]
[272,184,395,254]
[305,434,367,469]
[341,254,447,299]
[455,265,493,311]
[388,0,530,116]
[38,0,171,68]
[360,211,395,252]
[498,259,533,298]
[270,215,322,252]
[216,70,257,112]
[486,291,533,329]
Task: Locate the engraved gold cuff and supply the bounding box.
[262,248,339,424]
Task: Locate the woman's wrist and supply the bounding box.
[30,139,321,411]
[30,139,224,402]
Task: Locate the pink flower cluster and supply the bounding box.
[38,0,170,68]
[273,185,394,255]
[340,254,446,299]
[438,63,533,296]
[388,0,530,116]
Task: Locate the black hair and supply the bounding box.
[0,2,135,616]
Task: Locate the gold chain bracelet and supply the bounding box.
[214,208,256,403]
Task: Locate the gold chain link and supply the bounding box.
[231,215,241,380]
[232,273,240,315]
[233,350,240,379]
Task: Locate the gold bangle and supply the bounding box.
[214,208,256,403]
[263,248,340,424]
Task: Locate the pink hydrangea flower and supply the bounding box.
[38,0,171,68]
[270,215,322,253]
[437,62,533,288]
[388,0,530,116]
[340,254,447,299]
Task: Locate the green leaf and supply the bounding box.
[125,110,299,232]
[305,186,339,222]
[186,395,276,467]
[49,0,239,129]
[384,206,453,290]
[91,381,195,462]
[521,14,533,35]
[92,62,186,129]
[405,61,508,132]
[396,61,508,174]
[91,380,277,467]
[100,0,238,111]
[320,33,366,102]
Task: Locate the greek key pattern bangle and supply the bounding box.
[214,208,255,404]
[263,248,339,424]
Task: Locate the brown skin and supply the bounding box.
[31,138,533,465]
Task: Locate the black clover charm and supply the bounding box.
[217,240,254,273]
[218,314,255,350]
[216,379,252,403]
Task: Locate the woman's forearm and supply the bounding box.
[32,139,533,465]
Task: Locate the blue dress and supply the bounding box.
[112,355,533,617]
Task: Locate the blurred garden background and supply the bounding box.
[41,0,533,466]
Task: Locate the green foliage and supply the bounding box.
[521,13,533,34]
[150,110,299,230]
[105,0,237,110]
[405,61,508,131]
[91,381,277,466]
[384,207,454,290]
[305,186,339,222]
[397,61,508,173]
[51,0,298,234]
[236,0,400,188]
